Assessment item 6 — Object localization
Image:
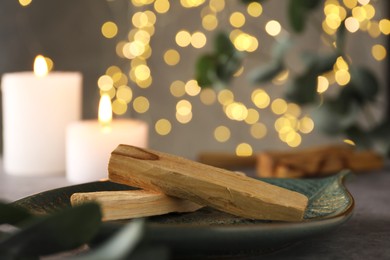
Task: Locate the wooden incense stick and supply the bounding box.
[71,190,202,221]
[108,144,308,222]
[257,145,384,178]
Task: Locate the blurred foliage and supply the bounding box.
[0,202,166,259]
[195,0,389,156]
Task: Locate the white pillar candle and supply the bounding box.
[1,56,82,176]
[66,95,148,183]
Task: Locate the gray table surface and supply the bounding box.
[1,159,389,259]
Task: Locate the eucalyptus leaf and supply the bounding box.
[216,52,242,82]
[349,66,379,101]
[195,54,218,87]
[288,0,306,33]
[336,21,346,52]
[70,219,144,260]
[285,73,318,104]
[0,203,102,258]
[312,99,360,135]
[0,202,33,225]
[272,38,291,62]
[301,52,339,75]
[249,62,284,84]
[288,0,322,33]
[214,32,235,56]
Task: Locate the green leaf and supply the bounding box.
[349,66,379,102]
[272,38,291,62]
[72,219,144,260]
[288,0,307,33]
[285,72,318,104]
[302,52,339,74]
[195,54,218,88]
[336,21,347,52]
[0,203,102,258]
[0,202,33,225]
[249,62,284,84]
[216,52,242,83]
[214,32,235,56]
[312,99,360,135]
[288,0,322,33]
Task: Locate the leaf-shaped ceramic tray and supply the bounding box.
[12,171,354,257]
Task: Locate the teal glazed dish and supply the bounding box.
[12,171,354,256]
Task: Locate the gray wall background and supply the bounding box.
[0,0,388,160]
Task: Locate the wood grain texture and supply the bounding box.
[108,144,308,222]
[70,190,202,221]
[257,145,384,178]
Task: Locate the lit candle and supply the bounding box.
[66,94,148,183]
[1,55,82,176]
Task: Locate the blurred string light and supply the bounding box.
[18,0,32,7]
[92,0,387,150]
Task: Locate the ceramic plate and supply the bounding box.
[12,171,354,257]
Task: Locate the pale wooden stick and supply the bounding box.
[71,190,202,221]
[257,145,384,178]
[108,144,308,222]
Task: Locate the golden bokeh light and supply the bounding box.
[199,88,217,105]
[251,89,270,109]
[202,14,218,31]
[116,85,133,103]
[379,19,390,35]
[191,31,207,48]
[98,75,114,91]
[335,69,351,86]
[185,80,201,96]
[176,112,193,124]
[214,125,231,142]
[101,21,118,39]
[112,99,128,115]
[154,0,170,13]
[180,0,205,8]
[250,123,267,139]
[244,108,260,124]
[170,80,186,97]
[345,17,360,33]
[247,2,263,17]
[299,116,314,134]
[218,89,234,105]
[343,0,357,9]
[271,98,288,115]
[155,118,172,135]
[225,102,248,121]
[19,0,32,7]
[164,49,180,66]
[176,30,192,47]
[317,76,329,93]
[235,143,253,156]
[209,0,225,12]
[230,12,246,28]
[133,96,150,113]
[265,20,282,36]
[371,44,387,61]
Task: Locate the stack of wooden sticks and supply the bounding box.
[71,144,309,222]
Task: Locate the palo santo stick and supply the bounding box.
[257,145,384,178]
[70,190,202,221]
[108,144,308,222]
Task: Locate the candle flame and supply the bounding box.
[33,55,49,77]
[98,94,112,127]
